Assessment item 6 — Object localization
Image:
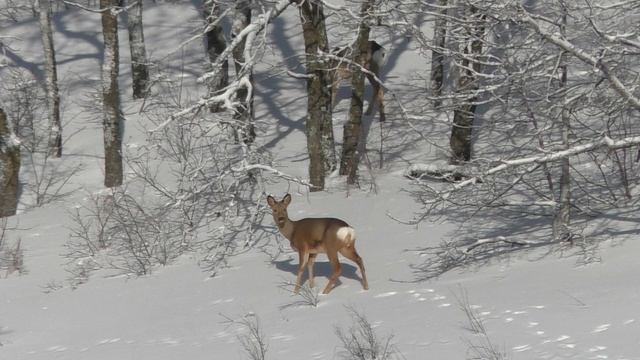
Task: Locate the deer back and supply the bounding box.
[288,217,353,254]
[331,40,386,82]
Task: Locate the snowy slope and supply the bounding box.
[1,2,640,360]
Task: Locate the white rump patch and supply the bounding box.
[337,227,355,246]
[372,47,387,67]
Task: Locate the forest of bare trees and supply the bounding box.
[1,0,640,278]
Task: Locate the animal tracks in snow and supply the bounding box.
[374,291,398,298]
[46,345,68,352]
[492,304,630,359]
[370,288,455,309]
[394,288,452,306]
[592,324,610,333]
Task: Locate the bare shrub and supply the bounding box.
[455,288,508,360]
[63,41,305,282]
[66,257,99,289]
[222,313,268,360]
[125,69,278,276]
[66,191,114,258]
[1,67,79,207]
[41,279,64,293]
[0,219,25,277]
[65,185,191,277]
[0,68,41,145]
[0,0,36,22]
[278,280,320,308]
[334,306,401,360]
[25,153,82,207]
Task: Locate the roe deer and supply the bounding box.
[330,40,386,122]
[267,194,368,294]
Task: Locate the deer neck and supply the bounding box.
[277,217,296,241]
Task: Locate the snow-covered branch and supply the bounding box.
[410,134,640,195]
[62,0,138,14]
[149,76,251,133]
[197,0,290,84]
[464,236,530,253]
[161,8,232,60]
[231,164,312,188]
[517,6,640,110]
[151,0,289,133]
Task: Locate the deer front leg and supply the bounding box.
[295,250,310,294]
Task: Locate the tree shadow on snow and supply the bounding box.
[254,16,307,149]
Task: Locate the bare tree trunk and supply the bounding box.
[126,0,149,99]
[38,0,61,157]
[203,0,228,113]
[231,0,255,144]
[553,5,570,241]
[339,0,373,184]
[449,5,485,164]
[0,108,20,217]
[101,0,123,188]
[296,0,335,190]
[430,0,447,108]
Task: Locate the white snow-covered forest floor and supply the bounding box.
[1,1,639,359]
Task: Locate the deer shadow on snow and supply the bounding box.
[272,257,363,288]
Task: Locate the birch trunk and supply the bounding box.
[339,0,373,184]
[38,0,61,157]
[126,0,149,99]
[553,6,571,241]
[450,5,485,164]
[101,0,123,188]
[203,0,228,113]
[296,0,335,190]
[430,0,447,108]
[0,108,20,217]
[231,0,255,144]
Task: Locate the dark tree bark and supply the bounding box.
[101,0,123,188]
[231,0,255,144]
[0,108,20,217]
[430,0,447,108]
[126,0,149,99]
[339,0,373,184]
[38,0,61,157]
[296,0,335,191]
[449,5,485,164]
[203,0,228,112]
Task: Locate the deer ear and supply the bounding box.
[267,195,276,207]
[283,193,292,206]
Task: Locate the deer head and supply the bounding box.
[267,194,291,229]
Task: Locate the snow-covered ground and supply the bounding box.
[1,2,639,359]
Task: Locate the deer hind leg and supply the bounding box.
[339,245,369,291]
[330,76,340,111]
[376,81,385,122]
[365,73,385,122]
[295,250,310,294]
[307,253,317,288]
[322,250,342,294]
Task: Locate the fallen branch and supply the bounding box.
[446,134,640,195]
[464,236,530,253]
